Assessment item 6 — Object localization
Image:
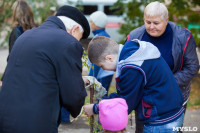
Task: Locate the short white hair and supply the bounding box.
[57,16,84,33]
[144,1,168,21]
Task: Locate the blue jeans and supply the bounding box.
[143,113,184,133]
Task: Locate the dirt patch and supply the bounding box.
[188,74,200,109]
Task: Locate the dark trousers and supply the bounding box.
[61,107,70,123]
[135,111,144,133]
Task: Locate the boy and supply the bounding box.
[84,36,185,132]
[88,11,114,94]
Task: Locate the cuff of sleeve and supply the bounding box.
[93,103,99,114]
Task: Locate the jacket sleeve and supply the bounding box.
[174,34,199,87]
[56,42,87,118]
[101,67,145,114]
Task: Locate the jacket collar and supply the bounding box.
[45,16,66,31]
[92,28,105,35]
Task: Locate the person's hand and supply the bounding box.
[82,77,90,87]
[0,81,2,87]
[83,104,94,117]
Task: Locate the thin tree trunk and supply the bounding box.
[90,85,94,133]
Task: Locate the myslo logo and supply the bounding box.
[173,127,198,132]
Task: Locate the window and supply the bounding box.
[77,5,98,15]
[104,6,122,15]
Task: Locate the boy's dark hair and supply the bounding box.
[88,36,118,64]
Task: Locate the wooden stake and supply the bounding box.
[90,84,94,133]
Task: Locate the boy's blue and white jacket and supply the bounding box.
[94,39,184,126]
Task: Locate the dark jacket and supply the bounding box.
[115,40,184,125]
[94,40,184,125]
[9,26,24,53]
[0,16,87,133]
[128,21,199,103]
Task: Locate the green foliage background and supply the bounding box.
[0,0,57,47]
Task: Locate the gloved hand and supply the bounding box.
[83,76,107,100]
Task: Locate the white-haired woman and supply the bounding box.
[127,1,199,133]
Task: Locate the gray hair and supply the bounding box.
[144,1,168,21]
